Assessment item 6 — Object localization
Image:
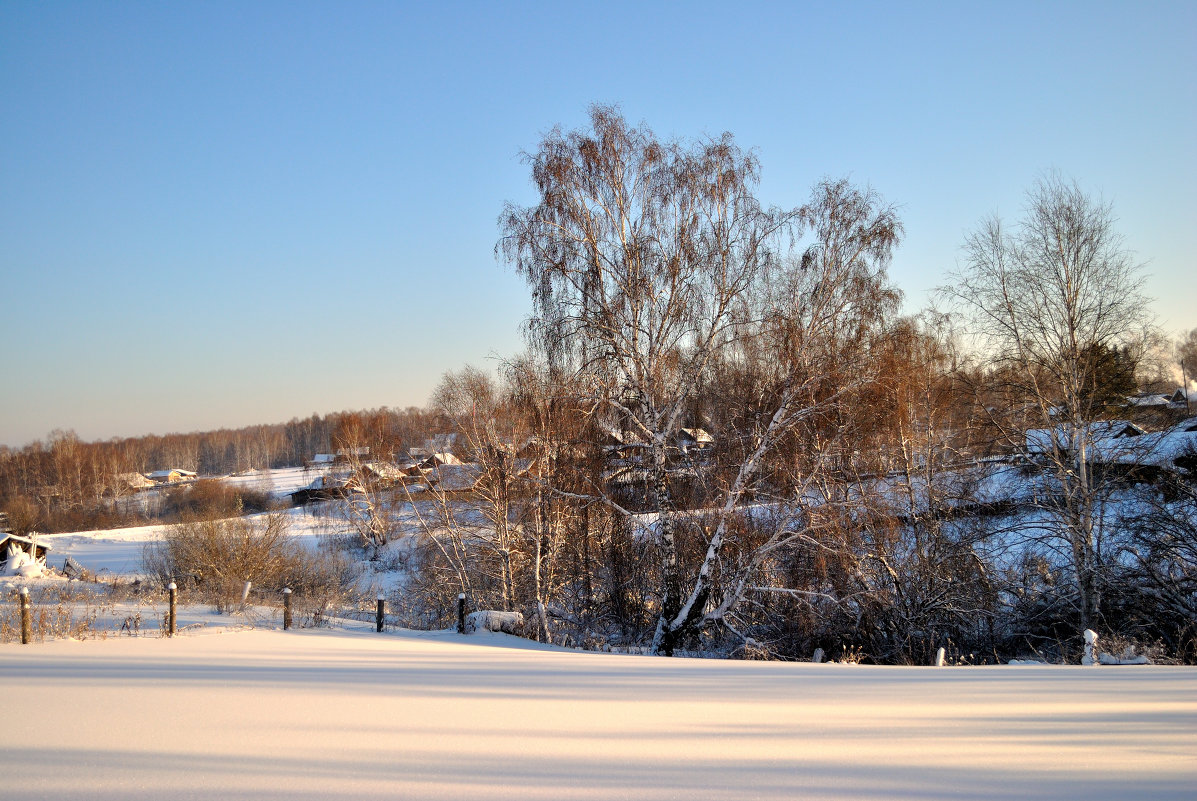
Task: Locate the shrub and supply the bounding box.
[161,479,277,521]
[143,513,358,614]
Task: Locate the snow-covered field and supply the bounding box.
[220,465,314,498]
[36,504,344,579]
[3,623,1195,800]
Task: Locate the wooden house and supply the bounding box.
[289,473,360,506]
[419,452,462,470]
[674,428,714,454]
[355,461,407,488]
[1168,387,1195,411]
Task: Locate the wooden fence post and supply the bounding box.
[282,588,292,630]
[19,587,31,645]
[457,593,466,634]
[167,582,177,636]
[376,595,385,633]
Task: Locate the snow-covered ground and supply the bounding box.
[5,465,1194,799]
[2,623,1194,800]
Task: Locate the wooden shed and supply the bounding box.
[1,533,50,569]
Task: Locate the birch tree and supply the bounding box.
[942,174,1154,634]
[500,106,900,654]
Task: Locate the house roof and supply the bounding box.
[359,461,407,482]
[1024,418,1197,468]
[1,533,51,554]
[1127,393,1171,408]
[147,469,197,479]
[1025,421,1146,454]
[302,472,350,491]
[1113,419,1197,468]
[420,452,462,467]
[1170,387,1196,403]
[678,428,714,444]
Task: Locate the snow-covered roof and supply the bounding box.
[1126,393,1171,408]
[1112,420,1197,468]
[1,532,51,551]
[1169,387,1196,403]
[302,472,353,491]
[1022,418,1197,469]
[359,461,406,482]
[147,469,197,479]
[678,428,714,444]
[1025,421,1146,455]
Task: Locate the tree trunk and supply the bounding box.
[651,439,685,656]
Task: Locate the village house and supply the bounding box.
[418,452,462,470]
[146,469,198,485]
[289,472,359,505]
[674,428,714,454]
[1168,387,1195,412]
[306,453,338,468]
[354,461,407,488]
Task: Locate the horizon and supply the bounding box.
[3,2,1194,448]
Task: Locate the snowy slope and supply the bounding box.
[2,626,1194,800]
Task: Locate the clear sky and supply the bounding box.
[2,1,1194,448]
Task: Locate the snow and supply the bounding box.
[466,609,524,634]
[37,522,170,576]
[1,625,1194,800]
[34,505,350,579]
[5,493,1196,799]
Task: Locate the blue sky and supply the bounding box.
[2,1,1194,447]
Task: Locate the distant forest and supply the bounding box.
[0,407,432,533]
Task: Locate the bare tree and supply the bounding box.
[332,412,402,552]
[421,366,547,631]
[942,174,1155,634]
[501,106,901,654]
